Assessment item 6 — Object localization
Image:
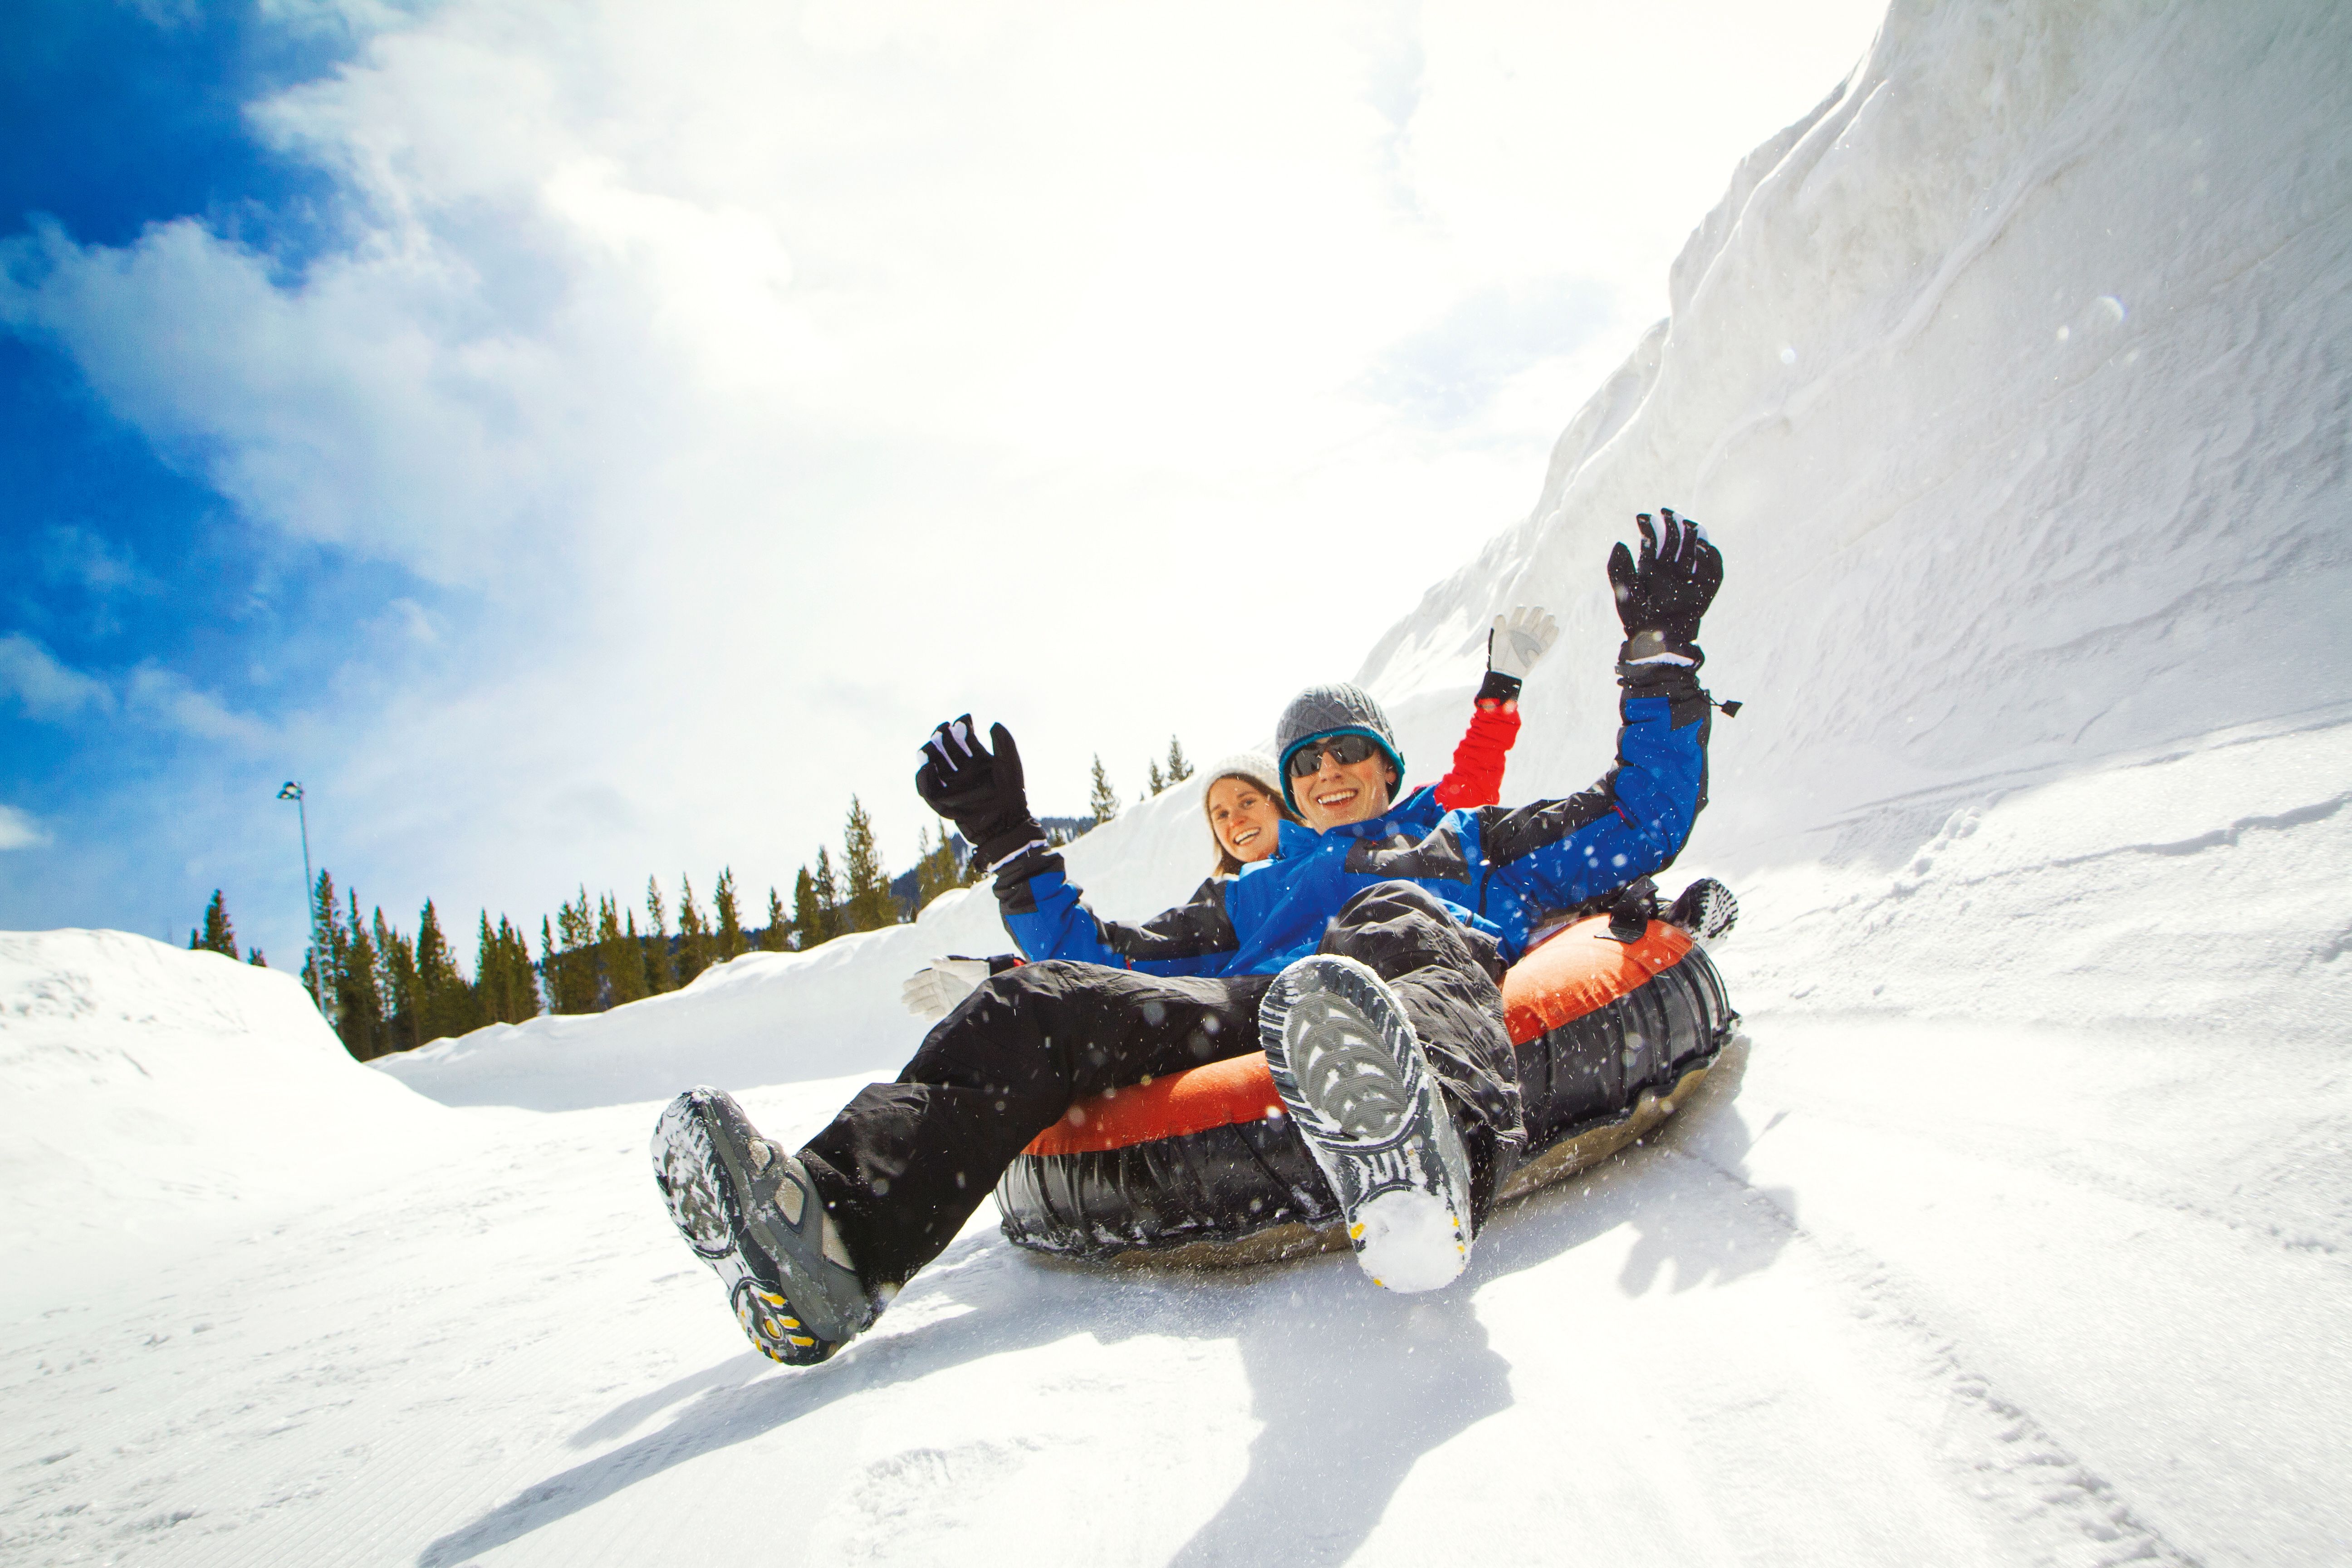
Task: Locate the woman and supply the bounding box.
[902,607,1558,1016]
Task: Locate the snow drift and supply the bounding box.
[0,930,456,1297]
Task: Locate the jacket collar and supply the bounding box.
[1272,789,1427,858]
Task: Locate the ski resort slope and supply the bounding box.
[6,1,2351,1565]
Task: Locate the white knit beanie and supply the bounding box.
[1201,752,1284,801]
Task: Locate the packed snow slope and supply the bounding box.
[6,2,2350,1565]
[0,931,462,1305]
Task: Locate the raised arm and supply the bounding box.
[1468,512,1724,920]
[1431,606,1558,810]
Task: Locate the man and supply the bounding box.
[652,510,1725,1364]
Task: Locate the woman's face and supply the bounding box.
[1207,775,1285,864]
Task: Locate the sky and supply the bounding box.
[0,0,1886,969]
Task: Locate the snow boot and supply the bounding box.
[651,1088,880,1365]
[1259,955,1473,1293]
[1666,877,1738,941]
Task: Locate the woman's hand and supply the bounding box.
[1487,606,1560,681]
[900,957,992,1019]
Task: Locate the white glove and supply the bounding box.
[901,958,992,1019]
[1488,606,1560,681]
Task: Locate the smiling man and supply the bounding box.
[652,510,1725,1365]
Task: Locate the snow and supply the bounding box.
[0,930,463,1313]
[6,1,2351,1563]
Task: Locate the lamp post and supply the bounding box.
[277,781,322,1012]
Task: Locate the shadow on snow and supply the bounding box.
[419,1035,1792,1567]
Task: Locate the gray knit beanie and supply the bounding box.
[1273,682,1405,811]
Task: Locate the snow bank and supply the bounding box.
[0,930,455,1281]
[1363,0,2352,858]
[1720,706,2352,1035]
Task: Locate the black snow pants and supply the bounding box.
[799,881,1527,1290]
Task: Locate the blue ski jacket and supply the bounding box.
[992,665,1712,977]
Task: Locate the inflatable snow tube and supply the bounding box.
[994,915,1738,1267]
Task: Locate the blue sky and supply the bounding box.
[1,0,1883,972]
[0,0,397,955]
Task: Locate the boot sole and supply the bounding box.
[652,1093,838,1365]
[1260,956,1471,1293]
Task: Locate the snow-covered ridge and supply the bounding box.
[1361,0,2351,842]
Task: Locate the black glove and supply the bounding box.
[1606,507,1722,658]
[915,716,1045,872]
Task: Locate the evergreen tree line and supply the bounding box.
[295,795,980,1060]
[300,872,537,1061]
[196,744,1187,1063]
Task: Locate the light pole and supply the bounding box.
[277,781,322,1012]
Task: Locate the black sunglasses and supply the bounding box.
[1287,733,1383,778]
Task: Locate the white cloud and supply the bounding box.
[124,666,273,747]
[2,0,1886,949]
[0,634,267,745]
[0,806,47,852]
[39,524,154,598]
[0,634,116,721]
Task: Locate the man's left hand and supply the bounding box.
[1607,507,1722,651]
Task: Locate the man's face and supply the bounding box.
[1291,736,1398,831]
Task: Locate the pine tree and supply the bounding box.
[194,891,238,956]
[378,908,421,1053]
[761,886,790,951]
[791,865,823,951]
[1166,735,1193,783]
[712,867,746,961]
[1089,755,1119,826]
[247,948,267,965]
[549,888,599,1014]
[813,849,839,942]
[841,798,897,932]
[914,825,962,909]
[510,916,542,1020]
[538,916,563,1017]
[328,892,384,1058]
[477,911,541,1024]
[675,873,712,985]
[622,911,650,1002]
[644,876,676,994]
[598,894,649,1007]
[590,896,619,1009]
[413,900,482,1044]
[307,872,346,1030]
[1146,758,1166,797]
